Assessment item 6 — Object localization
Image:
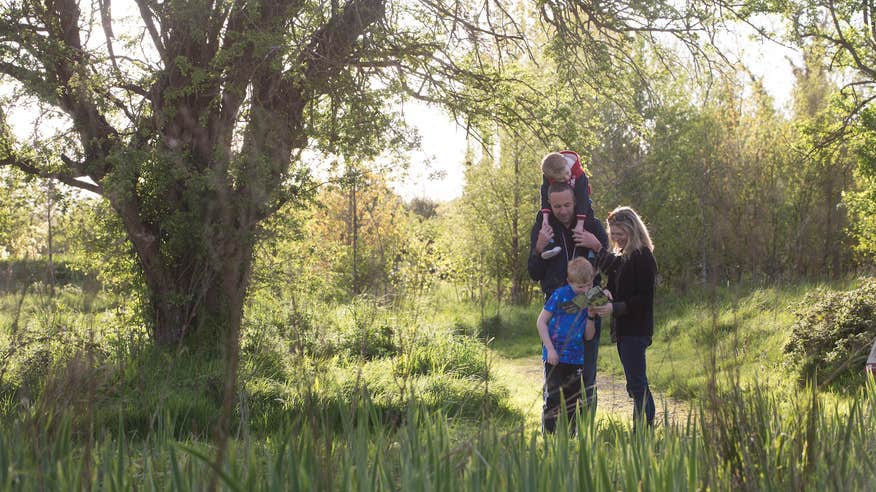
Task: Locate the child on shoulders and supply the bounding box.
[539,150,607,259]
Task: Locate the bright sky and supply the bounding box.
[390,102,470,203]
[393,32,801,203]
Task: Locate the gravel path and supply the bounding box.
[495,354,689,426]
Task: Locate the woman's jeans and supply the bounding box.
[616,335,655,427]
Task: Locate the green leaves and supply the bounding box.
[784,279,876,386]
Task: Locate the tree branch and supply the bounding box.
[827,0,876,80]
[0,155,102,195]
[301,0,386,88]
[0,62,59,104]
[134,0,169,65]
[98,0,121,74]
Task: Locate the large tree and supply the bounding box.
[0,0,731,348]
[0,0,528,348]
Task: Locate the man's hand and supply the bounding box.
[536,223,554,254]
[546,348,560,365]
[573,229,601,251]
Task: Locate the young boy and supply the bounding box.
[536,257,597,434]
[539,150,606,259]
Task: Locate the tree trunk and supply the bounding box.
[138,224,255,349]
[351,175,359,296]
[45,183,55,299]
[149,268,251,348]
[510,153,526,305]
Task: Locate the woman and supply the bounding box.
[579,206,657,428]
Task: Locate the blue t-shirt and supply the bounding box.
[542,284,589,365]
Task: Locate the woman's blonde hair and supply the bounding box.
[567,257,594,284]
[607,206,653,257]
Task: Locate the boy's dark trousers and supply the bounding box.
[542,362,585,434]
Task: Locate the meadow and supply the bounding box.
[2,272,875,490]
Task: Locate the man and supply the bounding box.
[528,182,609,412]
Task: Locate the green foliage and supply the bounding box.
[843,105,876,262]
[1,0,542,348]
[251,170,438,303]
[784,279,876,386]
[450,133,542,305]
[395,334,488,380]
[0,169,40,258]
[844,177,876,262]
[582,279,863,401]
[0,259,88,292]
[5,263,876,489]
[699,379,876,491]
[3,381,876,490]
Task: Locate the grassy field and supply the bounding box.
[1,277,875,489]
[480,278,869,408]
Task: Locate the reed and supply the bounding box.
[0,380,874,490]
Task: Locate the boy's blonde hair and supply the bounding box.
[567,257,594,284]
[541,152,569,181]
[607,206,654,258]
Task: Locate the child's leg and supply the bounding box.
[574,214,585,235]
[572,173,594,238]
[572,172,595,219]
[562,365,585,435]
[540,176,551,213]
[538,210,562,260]
[542,362,564,434]
[582,321,600,411]
[542,209,552,230]
[584,216,609,251]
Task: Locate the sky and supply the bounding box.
[389,102,470,203]
[391,21,802,203]
[2,8,801,205]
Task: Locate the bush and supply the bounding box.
[340,321,397,359]
[334,297,400,360]
[784,278,876,385]
[395,334,488,379]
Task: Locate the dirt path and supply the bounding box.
[492,353,689,427]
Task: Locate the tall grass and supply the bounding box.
[4,279,876,489]
[1,380,875,490]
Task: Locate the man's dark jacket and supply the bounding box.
[527,213,608,298]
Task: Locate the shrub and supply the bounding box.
[394,334,488,380]
[784,278,876,385]
[243,294,337,360]
[0,259,89,293]
[340,321,397,360]
[334,297,400,360]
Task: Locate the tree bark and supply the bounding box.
[144,235,254,349]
